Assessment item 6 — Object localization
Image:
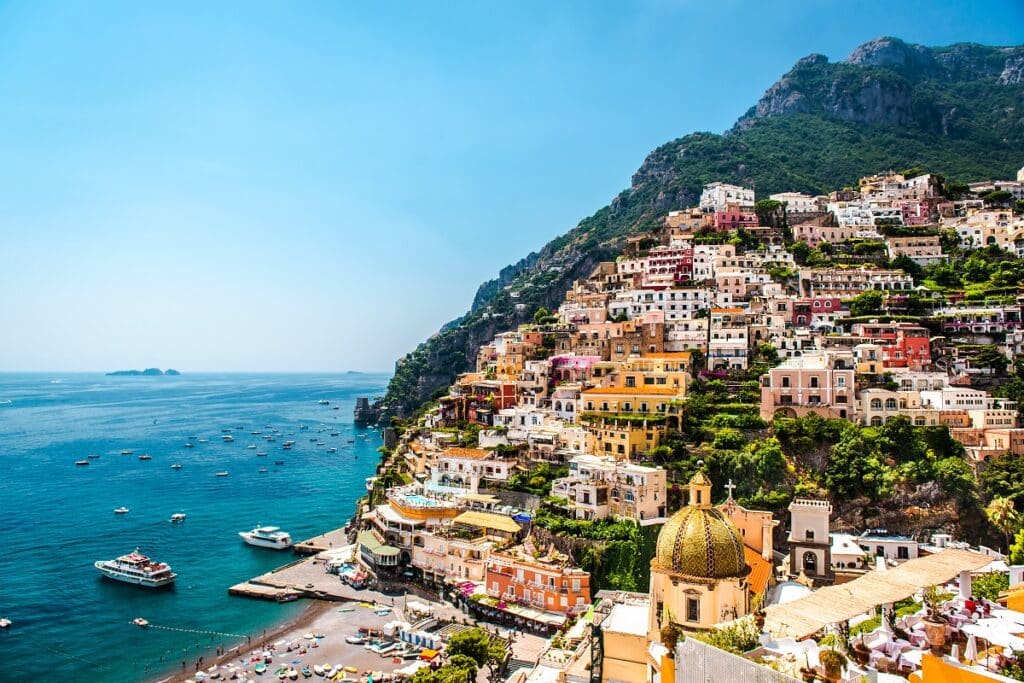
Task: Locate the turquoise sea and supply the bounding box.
[0,373,388,682]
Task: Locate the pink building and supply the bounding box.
[760,351,856,421]
[550,355,602,383]
[792,298,844,327]
[714,210,758,231]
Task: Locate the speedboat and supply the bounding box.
[132,617,149,627]
[256,452,267,457]
[114,507,129,514]
[239,525,293,550]
[171,463,182,470]
[248,444,257,449]
[184,442,195,448]
[75,460,90,466]
[198,438,209,443]
[329,447,337,453]
[120,449,134,455]
[215,471,229,477]
[170,513,186,523]
[317,399,329,405]
[222,435,235,443]
[95,548,176,588]
[0,618,11,628]
[258,467,268,473]
[138,454,152,460]
[87,454,101,459]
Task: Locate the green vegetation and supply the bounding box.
[504,463,567,496]
[690,615,761,655]
[532,510,659,592]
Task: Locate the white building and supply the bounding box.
[699,182,754,213]
[770,192,819,214]
[550,454,667,523]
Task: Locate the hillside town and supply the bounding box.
[356,165,1024,683]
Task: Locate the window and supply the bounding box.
[803,551,817,574]
[782,377,790,388]
[810,377,819,388]
[897,546,909,560]
[805,530,815,541]
[686,596,700,622]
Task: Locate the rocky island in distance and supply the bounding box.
[105,368,181,376]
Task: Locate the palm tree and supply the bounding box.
[986,497,1019,551]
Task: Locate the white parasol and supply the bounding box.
[964,634,978,664]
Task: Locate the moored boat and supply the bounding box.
[138,454,152,460]
[170,513,186,523]
[120,449,134,455]
[75,460,90,466]
[95,548,176,588]
[114,507,129,514]
[239,525,293,550]
[171,463,182,470]
[222,435,235,443]
[215,471,229,477]
[87,454,101,459]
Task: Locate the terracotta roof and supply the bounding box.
[712,307,744,313]
[744,547,772,597]
[581,386,678,396]
[442,447,490,459]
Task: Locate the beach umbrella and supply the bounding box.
[965,635,979,664]
[195,673,207,681]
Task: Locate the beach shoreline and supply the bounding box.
[153,599,333,683]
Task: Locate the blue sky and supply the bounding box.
[1,1,1022,372]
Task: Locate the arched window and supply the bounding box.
[871,416,883,426]
[803,551,817,574]
[885,398,897,410]
[870,399,882,410]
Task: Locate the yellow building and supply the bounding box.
[583,414,666,459]
[646,472,752,641]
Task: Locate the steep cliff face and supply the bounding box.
[736,37,1024,133]
[381,36,1024,417]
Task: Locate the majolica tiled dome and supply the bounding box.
[655,474,747,579]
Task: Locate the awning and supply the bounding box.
[763,549,992,640]
[452,510,522,534]
[358,530,400,557]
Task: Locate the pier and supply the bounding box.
[292,525,350,555]
[227,581,302,602]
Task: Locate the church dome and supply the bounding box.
[655,473,747,579]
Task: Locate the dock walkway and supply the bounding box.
[293,526,351,555]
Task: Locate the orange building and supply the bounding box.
[485,548,591,618]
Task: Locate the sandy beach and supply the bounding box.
[156,599,423,683]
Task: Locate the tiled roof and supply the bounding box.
[744,547,772,597]
[442,447,490,459]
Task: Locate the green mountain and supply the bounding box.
[383,36,1024,417]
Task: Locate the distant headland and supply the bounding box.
[105,368,181,376]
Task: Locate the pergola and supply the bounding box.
[764,549,993,640]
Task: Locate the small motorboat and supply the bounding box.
[171,463,182,470]
[170,513,186,523]
[215,471,229,477]
[87,454,101,459]
[317,399,329,405]
[120,449,134,455]
[287,669,298,681]
[301,666,312,678]
[184,442,195,448]
[257,452,267,457]
[328,447,337,453]
[0,618,10,628]
[75,460,90,466]
[258,468,268,473]
[312,665,323,677]
[345,636,366,645]
[138,454,152,460]
[251,431,262,435]
[132,617,149,627]
[254,662,267,675]
[114,507,129,514]
[198,438,209,443]
[222,435,235,442]
[248,444,257,449]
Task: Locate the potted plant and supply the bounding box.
[921,585,949,654]
[819,649,847,683]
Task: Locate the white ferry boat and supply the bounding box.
[239,525,293,550]
[94,549,177,588]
